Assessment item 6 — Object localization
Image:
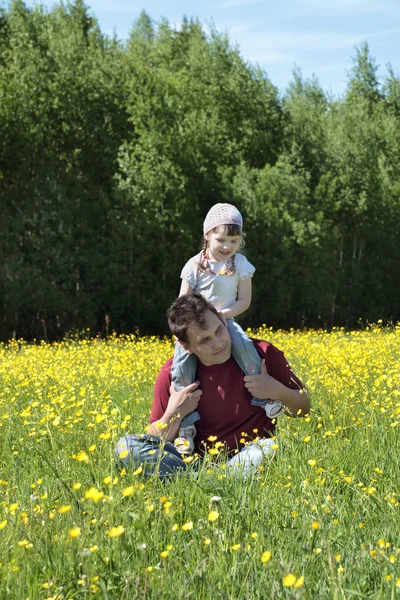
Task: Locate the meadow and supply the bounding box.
[0,325,399,599]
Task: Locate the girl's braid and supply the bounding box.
[198,236,209,273]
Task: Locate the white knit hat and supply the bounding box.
[203,203,243,234]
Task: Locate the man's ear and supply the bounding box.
[175,337,193,355]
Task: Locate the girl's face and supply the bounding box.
[206,227,241,262]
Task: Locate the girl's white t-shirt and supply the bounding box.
[181,251,255,311]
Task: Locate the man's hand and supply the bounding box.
[167,381,202,419]
[243,360,283,400]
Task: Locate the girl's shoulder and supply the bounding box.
[181,251,203,285]
[235,253,256,279]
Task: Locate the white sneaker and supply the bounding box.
[174,424,197,455]
[264,400,284,419]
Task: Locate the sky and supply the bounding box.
[23,0,400,98]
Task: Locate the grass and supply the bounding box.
[0,325,399,599]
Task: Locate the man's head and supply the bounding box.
[167,294,231,366]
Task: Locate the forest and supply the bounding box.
[1,0,400,340]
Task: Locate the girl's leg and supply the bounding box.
[227,320,284,418]
[171,342,200,425]
[171,343,200,454]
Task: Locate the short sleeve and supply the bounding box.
[235,253,255,281]
[180,254,200,289]
[150,359,173,423]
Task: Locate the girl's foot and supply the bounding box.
[174,424,197,455]
[264,400,284,419]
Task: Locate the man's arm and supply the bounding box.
[148,381,202,441]
[244,359,310,417]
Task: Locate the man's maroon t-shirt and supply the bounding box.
[150,340,304,454]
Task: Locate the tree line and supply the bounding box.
[1,0,399,341]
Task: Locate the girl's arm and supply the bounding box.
[220,278,251,319]
[179,280,194,296]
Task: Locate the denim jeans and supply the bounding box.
[114,434,276,478]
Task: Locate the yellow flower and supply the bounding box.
[172,523,179,531]
[90,545,98,552]
[146,504,154,513]
[261,551,271,563]
[76,451,89,463]
[250,532,258,539]
[68,527,81,539]
[103,476,112,485]
[160,550,169,558]
[72,483,82,490]
[0,520,7,530]
[231,544,240,551]
[303,435,311,443]
[108,525,125,538]
[334,554,341,562]
[182,521,193,531]
[208,511,219,522]
[122,485,134,497]
[145,566,153,572]
[133,466,143,476]
[203,538,211,545]
[294,576,304,588]
[58,505,72,514]
[207,435,217,442]
[311,521,320,530]
[308,459,317,467]
[282,573,297,587]
[119,450,130,459]
[84,487,104,502]
[368,487,377,495]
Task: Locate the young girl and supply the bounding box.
[172,203,284,454]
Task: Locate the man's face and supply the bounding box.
[181,310,232,366]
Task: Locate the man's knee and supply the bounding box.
[114,434,188,477]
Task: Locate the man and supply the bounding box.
[115,294,310,477]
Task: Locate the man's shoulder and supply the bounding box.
[157,357,174,381]
[251,338,273,355]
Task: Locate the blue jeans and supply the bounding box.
[171,319,266,428]
[114,434,276,477]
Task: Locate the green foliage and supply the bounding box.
[1,3,400,340]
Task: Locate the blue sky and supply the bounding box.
[24,0,400,97]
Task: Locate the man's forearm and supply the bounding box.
[279,386,310,417]
[147,409,183,441]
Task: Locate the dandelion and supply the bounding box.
[283,573,297,587]
[303,435,311,443]
[68,527,81,539]
[311,521,320,530]
[84,487,104,502]
[261,551,271,563]
[294,576,304,588]
[122,485,134,497]
[108,525,125,538]
[76,451,89,463]
[208,511,219,522]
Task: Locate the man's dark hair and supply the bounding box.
[167,294,219,343]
